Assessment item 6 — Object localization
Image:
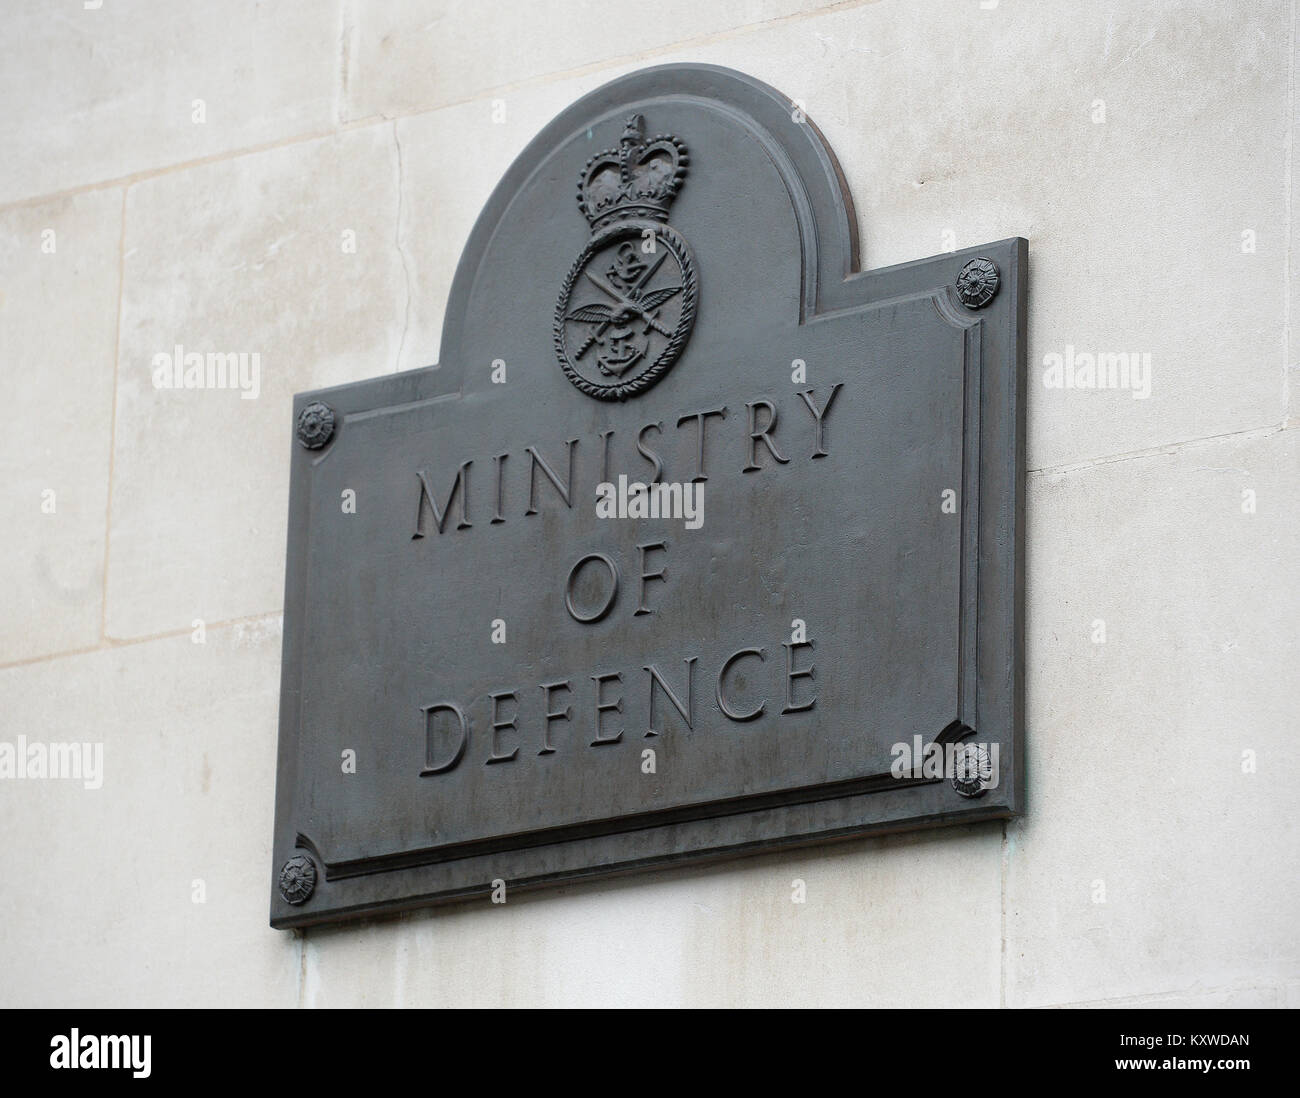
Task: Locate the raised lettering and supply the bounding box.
[486,690,520,763]
[781,639,817,713]
[539,680,572,755]
[796,383,843,458]
[591,672,625,745]
[565,552,619,623]
[413,462,472,537]
[645,657,695,736]
[676,406,727,482]
[717,647,766,721]
[420,702,469,775]
[525,439,577,514]
[634,540,668,616]
[742,401,789,472]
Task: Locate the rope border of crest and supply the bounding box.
[553,221,698,402]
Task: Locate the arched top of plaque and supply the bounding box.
[436,64,863,401]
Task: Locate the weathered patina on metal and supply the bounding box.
[271,64,1026,928]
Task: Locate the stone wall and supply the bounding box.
[2,0,1296,1007]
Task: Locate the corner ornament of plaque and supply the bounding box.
[278,854,317,906]
[554,113,698,401]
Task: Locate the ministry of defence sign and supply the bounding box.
[270,64,1026,928]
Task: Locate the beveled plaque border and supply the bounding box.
[270,64,1026,929]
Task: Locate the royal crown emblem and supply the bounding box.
[553,114,698,400]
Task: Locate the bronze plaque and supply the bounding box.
[271,64,1026,928]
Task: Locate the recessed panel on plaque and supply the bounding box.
[270,64,1026,928]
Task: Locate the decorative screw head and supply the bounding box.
[951,743,993,798]
[278,854,317,905]
[296,401,336,449]
[955,257,1000,309]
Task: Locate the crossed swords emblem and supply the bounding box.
[564,244,683,377]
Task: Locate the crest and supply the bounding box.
[553,114,698,400]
